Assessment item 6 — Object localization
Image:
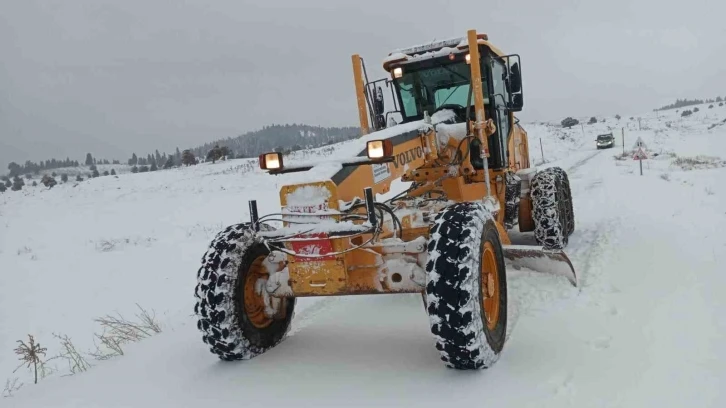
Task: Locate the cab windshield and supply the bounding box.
[394,60,488,121]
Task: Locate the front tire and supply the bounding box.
[194,223,295,361]
[424,202,508,369]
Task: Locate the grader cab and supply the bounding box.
[194,29,577,370]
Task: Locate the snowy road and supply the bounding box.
[4,112,726,407]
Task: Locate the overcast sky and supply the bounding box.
[1,0,724,170]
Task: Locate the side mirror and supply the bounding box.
[500,54,524,112]
[509,94,523,111]
[373,85,386,129]
[374,86,384,113]
[509,62,522,93]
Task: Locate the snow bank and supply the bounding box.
[2,105,726,407]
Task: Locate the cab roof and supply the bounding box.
[381,33,507,72]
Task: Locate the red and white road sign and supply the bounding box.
[633,147,648,160]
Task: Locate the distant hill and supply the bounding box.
[2,123,362,178]
[189,124,361,159]
[655,96,723,111]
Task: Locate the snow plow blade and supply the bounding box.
[502,245,577,287]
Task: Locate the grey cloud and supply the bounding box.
[1,0,724,170]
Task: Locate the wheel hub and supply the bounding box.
[481,242,501,331]
[244,255,280,328]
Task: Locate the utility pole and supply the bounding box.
[540,138,545,164]
[622,127,625,155]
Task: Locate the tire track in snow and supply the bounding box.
[287,297,341,336]
[563,150,618,289]
[558,150,625,318]
[566,219,617,290]
[565,150,603,175]
[505,149,612,335]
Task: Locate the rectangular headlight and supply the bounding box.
[366,140,393,159]
[259,152,283,170]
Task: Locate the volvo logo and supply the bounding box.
[392,146,424,169]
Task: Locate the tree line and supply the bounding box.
[655,96,724,111]
[2,123,362,186]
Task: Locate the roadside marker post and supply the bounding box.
[633,147,648,175]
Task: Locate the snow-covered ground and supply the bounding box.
[1,104,725,407]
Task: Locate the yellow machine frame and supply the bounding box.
[251,30,572,298]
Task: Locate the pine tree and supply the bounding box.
[41,174,57,188]
[182,150,196,166]
[8,162,21,177]
[85,153,94,166]
[219,146,230,160]
[207,145,223,163]
[11,176,24,191]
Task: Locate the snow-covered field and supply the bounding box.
[1,105,725,407]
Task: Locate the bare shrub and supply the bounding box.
[2,377,23,398]
[51,333,92,375]
[671,155,726,171]
[17,246,32,256]
[13,335,49,384]
[185,222,225,238]
[89,304,162,360]
[89,330,125,360]
[96,240,116,252]
[94,237,156,252]
[613,151,631,161]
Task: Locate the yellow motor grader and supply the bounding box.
[194,29,577,370]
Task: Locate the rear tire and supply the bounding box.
[548,167,575,236]
[194,223,295,361]
[531,167,571,250]
[424,202,508,369]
